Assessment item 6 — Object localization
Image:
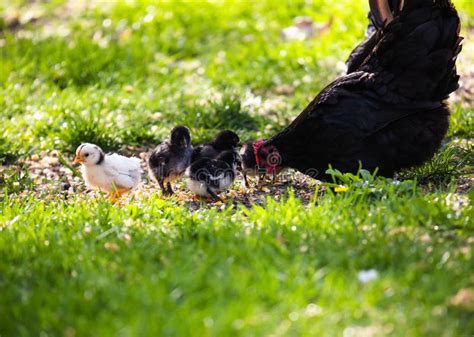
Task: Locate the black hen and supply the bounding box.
[256,0,462,180]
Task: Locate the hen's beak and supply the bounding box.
[73,155,82,164]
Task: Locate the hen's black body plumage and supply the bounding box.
[347,0,408,73]
[263,0,461,179]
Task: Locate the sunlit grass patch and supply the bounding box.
[0,176,472,336]
[172,92,268,143]
[449,104,474,139]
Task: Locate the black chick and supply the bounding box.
[256,0,461,180]
[239,140,266,187]
[192,130,240,162]
[148,126,193,195]
[185,150,240,201]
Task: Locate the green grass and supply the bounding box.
[0,1,473,336]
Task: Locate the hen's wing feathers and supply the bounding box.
[361,3,461,102]
[274,1,460,143]
[346,32,378,74]
[347,0,406,73]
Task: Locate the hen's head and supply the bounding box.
[253,140,282,174]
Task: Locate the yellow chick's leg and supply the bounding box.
[109,184,128,204]
[109,191,120,203]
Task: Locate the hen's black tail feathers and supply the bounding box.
[361,0,462,103]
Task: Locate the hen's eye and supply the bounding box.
[85,153,89,157]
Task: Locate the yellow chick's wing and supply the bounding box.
[103,154,142,191]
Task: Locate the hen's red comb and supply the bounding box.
[253,139,265,166]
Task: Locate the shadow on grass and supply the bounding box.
[398,143,473,186]
[173,93,269,144]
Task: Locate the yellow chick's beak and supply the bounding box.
[73,155,82,164]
